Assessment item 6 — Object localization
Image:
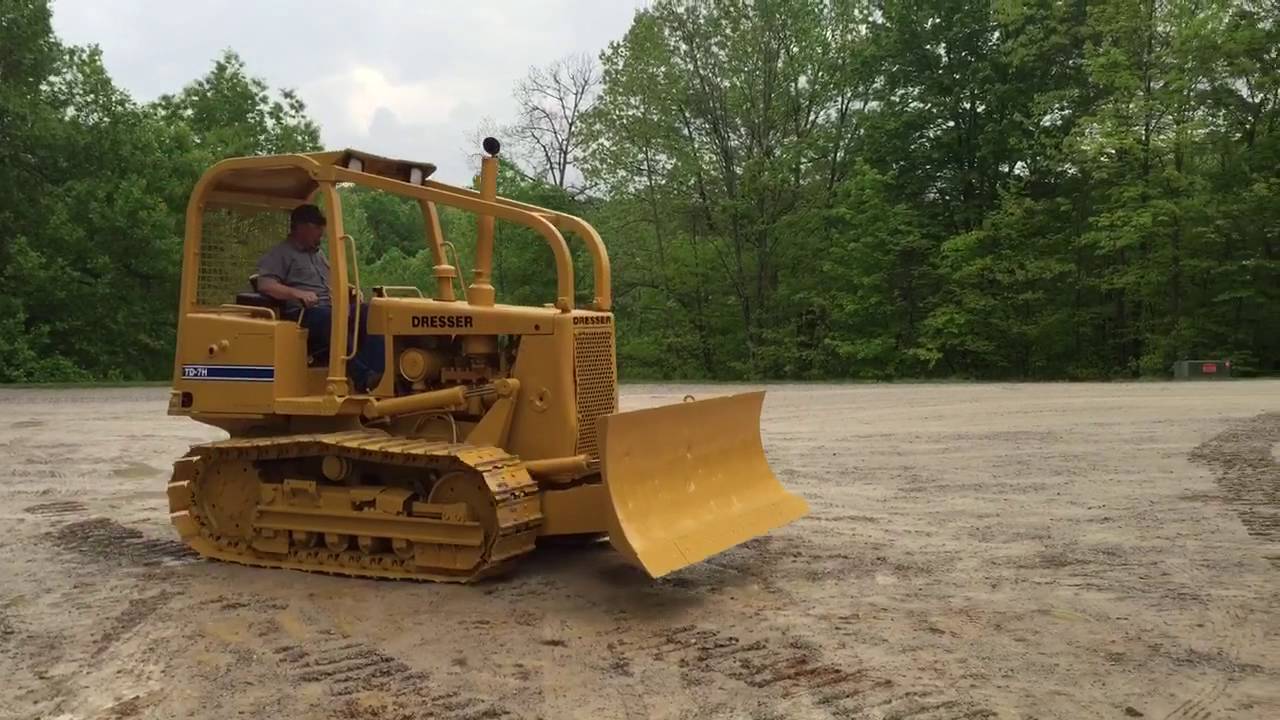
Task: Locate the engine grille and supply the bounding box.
[572,327,618,460]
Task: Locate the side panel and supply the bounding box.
[271,321,311,398]
[505,315,578,462]
[173,313,280,415]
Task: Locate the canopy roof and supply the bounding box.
[207,149,438,202]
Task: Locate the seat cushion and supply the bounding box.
[234,292,280,309]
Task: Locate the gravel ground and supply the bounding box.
[1,381,1277,720]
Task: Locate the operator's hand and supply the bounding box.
[295,289,320,307]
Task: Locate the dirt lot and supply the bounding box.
[1,381,1278,720]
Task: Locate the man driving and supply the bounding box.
[255,204,384,392]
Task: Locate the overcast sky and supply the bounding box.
[50,0,641,183]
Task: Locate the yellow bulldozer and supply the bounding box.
[165,140,807,582]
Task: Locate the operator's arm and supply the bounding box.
[257,276,318,306]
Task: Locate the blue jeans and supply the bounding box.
[295,302,385,391]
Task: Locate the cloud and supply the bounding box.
[302,64,474,135]
[50,0,640,183]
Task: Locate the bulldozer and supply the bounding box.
[165,140,807,582]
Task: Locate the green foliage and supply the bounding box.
[2,0,1276,382]
[156,50,321,159]
[0,7,320,382]
[583,0,1279,379]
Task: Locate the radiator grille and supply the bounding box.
[572,327,618,459]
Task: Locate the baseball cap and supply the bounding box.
[290,203,327,229]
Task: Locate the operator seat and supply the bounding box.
[237,274,327,366]
[234,274,282,311]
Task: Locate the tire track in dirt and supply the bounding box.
[1159,411,1280,719]
[90,590,178,659]
[47,517,196,567]
[271,633,514,719]
[0,605,14,650]
[23,500,88,517]
[1189,412,1280,566]
[27,499,196,569]
[1151,510,1261,720]
[9,467,71,480]
[610,624,995,719]
[6,583,181,716]
[1151,600,1252,720]
[274,638,421,698]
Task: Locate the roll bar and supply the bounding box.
[328,165,579,311]
[174,149,614,392]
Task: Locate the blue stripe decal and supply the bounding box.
[181,365,274,382]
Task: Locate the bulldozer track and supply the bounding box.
[168,430,543,582]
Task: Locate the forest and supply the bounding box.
[2,0,1277,382]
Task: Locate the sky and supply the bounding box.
[50,0,642,183]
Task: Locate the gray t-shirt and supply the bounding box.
[256,239,332,315]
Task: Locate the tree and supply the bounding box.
[157,49,320,161]
[3,0,1278,382]
[507,53,602,195]
[0,8,325,382]
[0,0,65,379]
[586,0,869,377]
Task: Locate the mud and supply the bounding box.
[1,382,1278,719]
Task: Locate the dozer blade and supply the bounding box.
[599,391,808,578]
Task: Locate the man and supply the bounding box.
[255,204,384,392]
